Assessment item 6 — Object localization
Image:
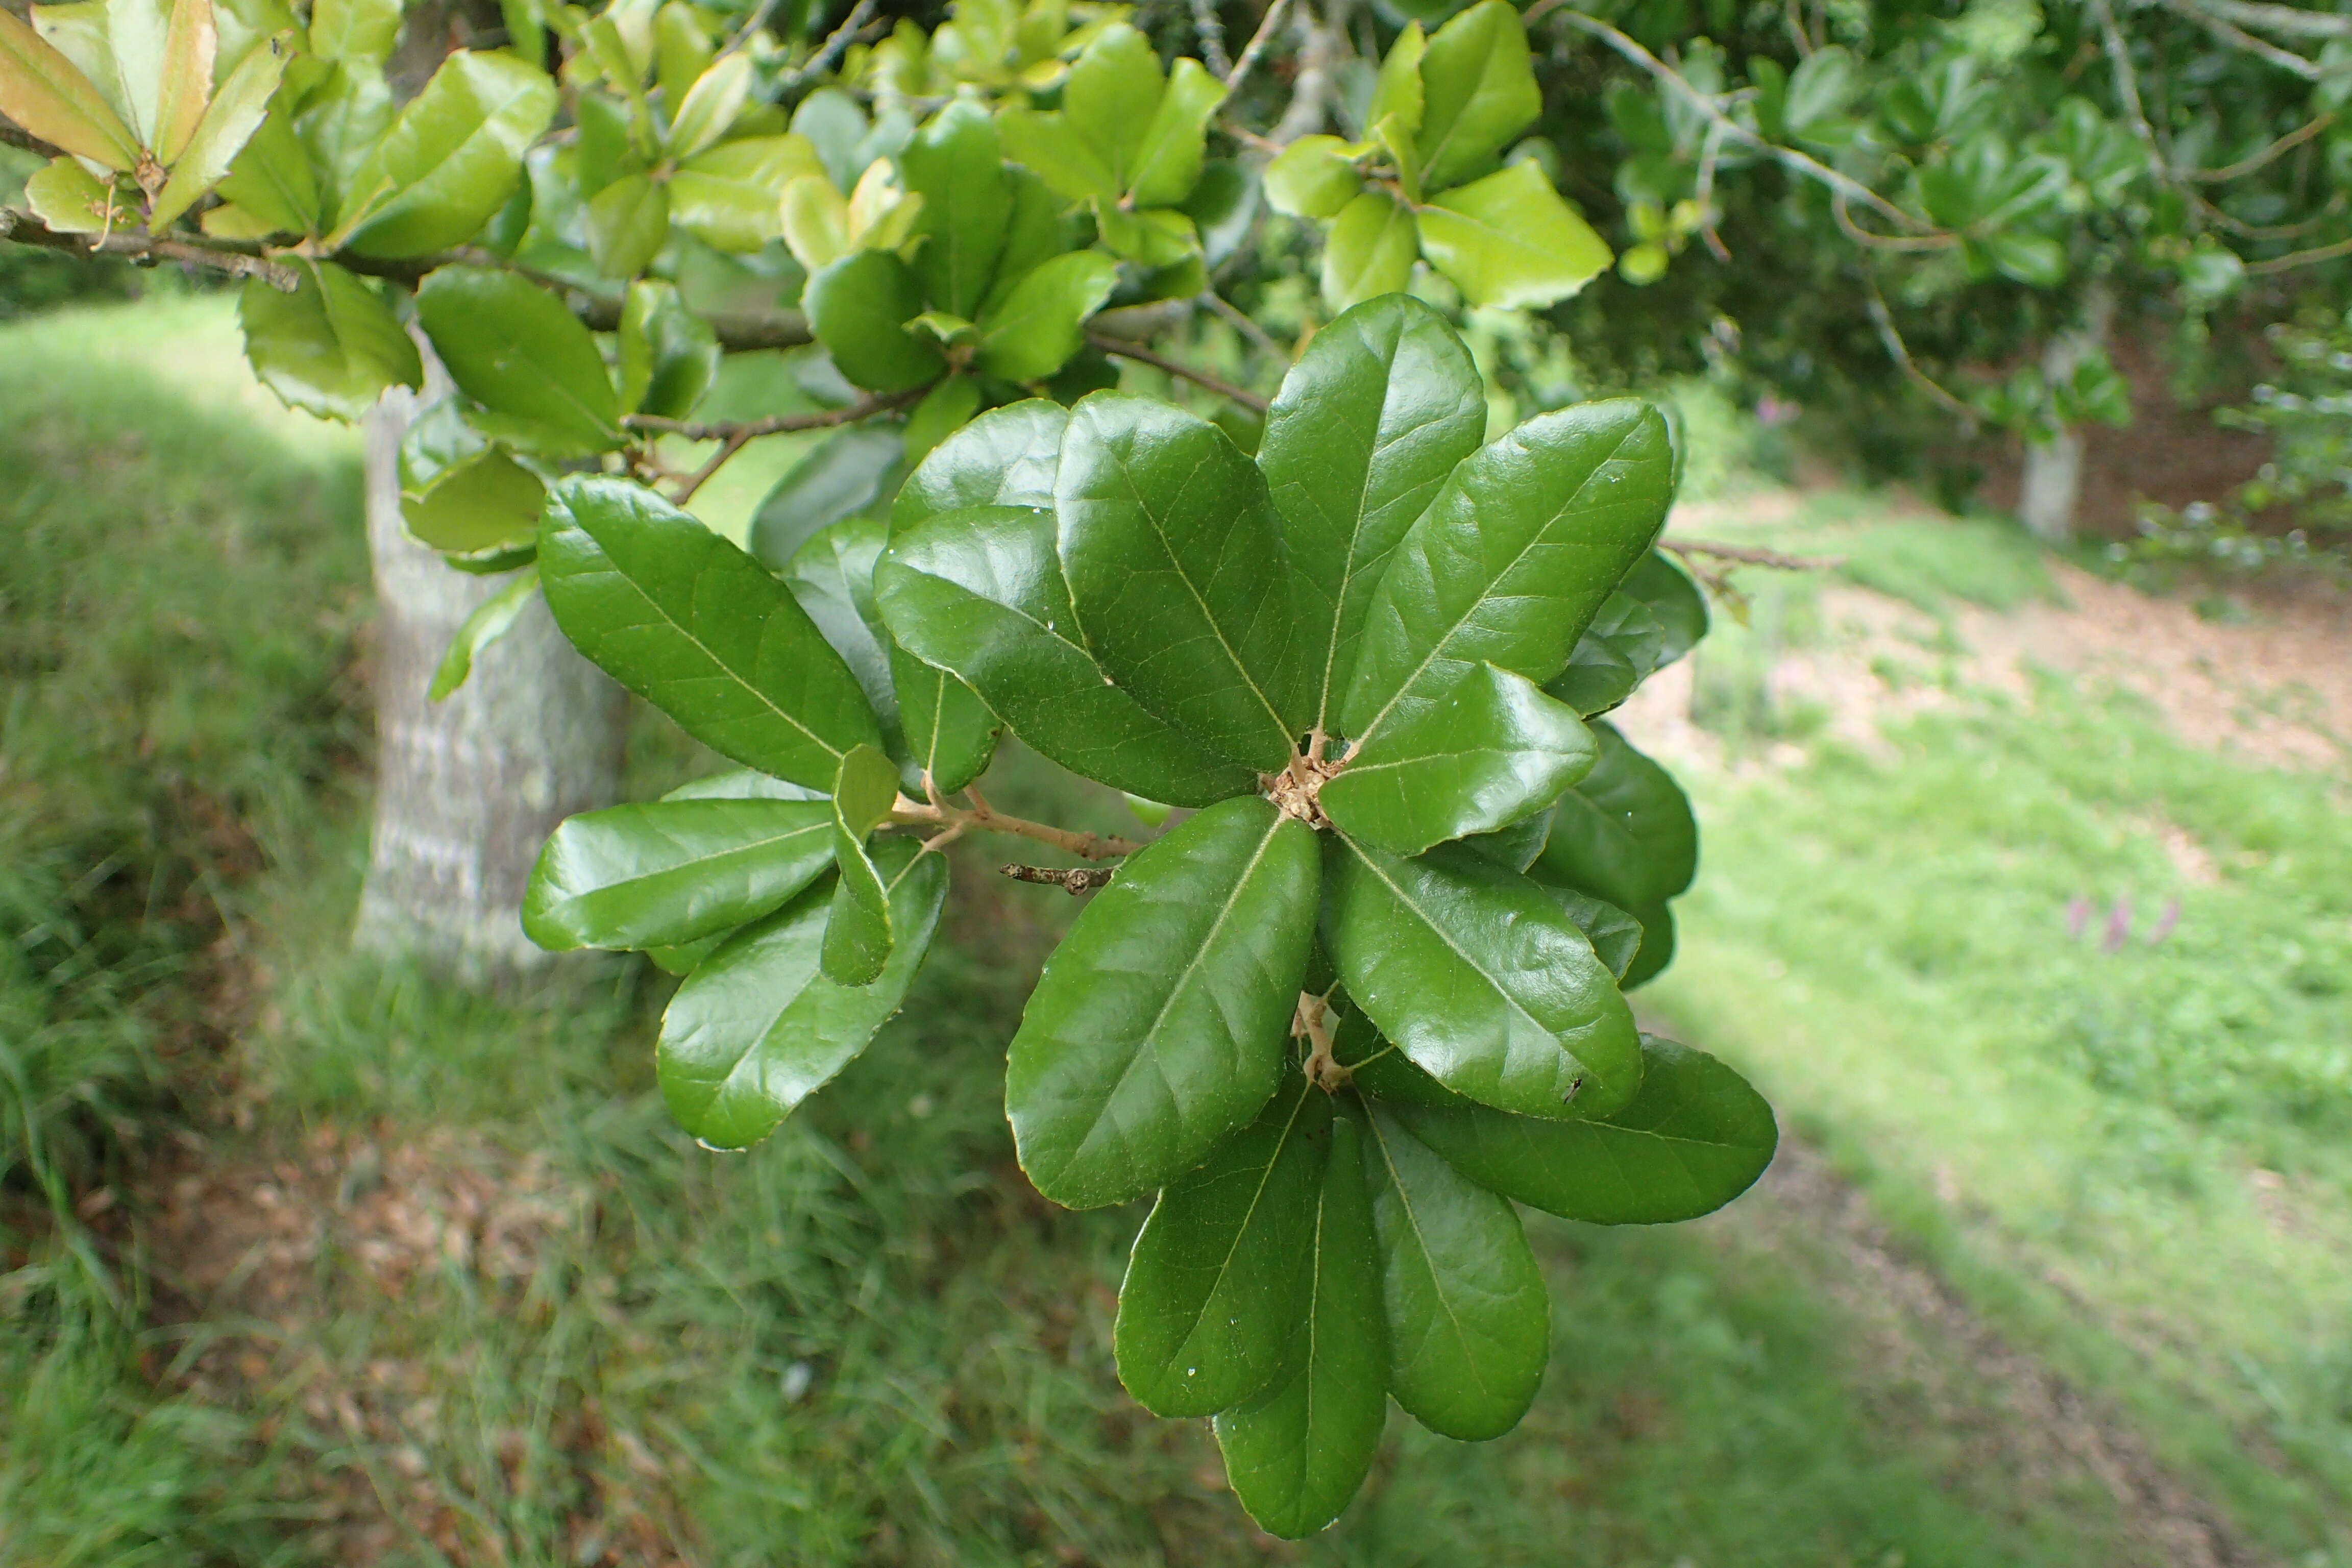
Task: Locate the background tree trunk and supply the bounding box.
[2019,284,2117,547]
[352,393,629,981]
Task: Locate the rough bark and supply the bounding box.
[2019,283,2117,547]
[353,393,628,981]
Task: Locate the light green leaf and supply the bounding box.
[1213,1101,1388,1539]
[1257,292,1486,737]
[336,49,556,257]
[972,249,1117,384]
[1536,719,1696,910]
[401,447,545,560]
[1060,19,1161,192]
[583,169,670,278]
[1367,20,1425,141]
[996,101,1117,203]
[902,373,981,467]
[215,107,317,232]
[151,0,215,163]
[1325,837,1644,1118]
[523,796,836,950]
[1361,1101,1548,1441]
[290,62,389,229]
[415,264,621,456]
[1093,203,1198,267]
[821,743,901,986]
[428,566,540,702]
[785,518,903,767]
[1412,0,1539,190]
[1320,664,1596,857]
[1125,54,1223,206]
[1416,160,1611,310]
[1006,797,1320,1208]
[664,47,749,158]
[307,0,399,64]
[1340,399,1673,747]
[24,155,117,232]
[618,277,719,419]
[900,97,1011,320]
[238,258,421,423]
[1116,1076,1329,1416]
[1263,134,1364,220]
[671,134,821,251]
[538,476,884,791]
[804,249,946,394]
[1320,190,1418,311]
[0,5,140,168]
[658,839,947,1149]
[150,27,284,228]
[1391,1036,1776,1224]
[1056,393,1309,771]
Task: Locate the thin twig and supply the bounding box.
[1660,537,1844,571]
[1087,331,1271,413]
[999,863,1117,895]
[891,789,1142,861]
[1266,2,1333,148]
[2155,0,2324,78]
[774,0,879,87]
[1865,273,1979,425]
[2244,232,2352,274]
[1831,190,1957,252]
[1223,0,1293,98]
[1528,3,1939,237]
[1202,289,1290,364]
[2177,0,2352,38]
[624,386,922,442]
[2088,0,2174,181]
[1692,121,1731,262]
[1192,0,1233,79]
[2187,111,2336,182]
[0,209,302,288]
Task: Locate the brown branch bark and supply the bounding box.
[1,119,64,160]
[0,209,301,288]
[999,863,1116,895]
[1661,537,1844,571]
[624,386,923,444]
[1087,331,1271,413]
[892,787,1142,862]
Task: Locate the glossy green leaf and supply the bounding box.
[804,249,946,395]
[973,250,1118,384]
[902,373,980,468]
[1319,191,1418,311]
[1622,899,1675,989]
[238,259,421,423]
[1320,664,1595,858]
[1263,135,1365,222]
[0,5,139,169]
[1093,204,1199,268]
[1461,801,1553,874]
[215,109,320,233]
[658,838,946,1149]
[539,476,884,791]
[1325,837,1643,1118]
[1547,591,1664,716]
[1534,883,1644,982]
[308,0,399,64]
[401,447,545,560]
[583,169,670,279]
[1536,720,1697,909]
[901,97,1010,320]
[1061,20,1161,192]
[1056,393,1308,770]
[1257,293,1486,737]
[150,28,286,228]
[337,50,556,257]
[1213,1102,1388,1539]
[292,62,390,230]
[1367,21,1425,140]
[1340,399,1674,748]
[416,265,621,456]
[670,135,820,251]
[1126,55,1223,206]
[663,770,826,803]
[821,743,901,986]
[891,399,1065,530]
[1417,160,1612,310]
[618,278,718,419]
[428,566,540,702]
[1413,0,1540,190]
[889,641,998,794]
[785,517,902,763]
[664,48,749,159]
[1361,1101,1547,1441]
[1116,1076,1329,1417]
[1006,798,1320,1209]
[523,797,835,950]
[1392,1036,1776,1225]
[749,426,904,570]
[875,506,1256,804]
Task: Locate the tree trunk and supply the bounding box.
[2018,283,2117,547]
[352,393,629,981]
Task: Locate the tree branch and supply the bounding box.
[1191,0,1233,79]
[2243,232,2352,274]
[772,0,879,87]
[999,863,1116,895]
[2087,0,2175,181]
[1087,330,1271,413]
[624,386,921,442]
[0,209,301,288]
[1865,273,1979,426]
[2187,110,2336,182]
[1266,0,1334,148]
[892,786,1142,861]
[2179,0,2352,37]
[1202,287,1290,363]
[2155,0,2326,77]
[1661,538,1844,571]
[1223,0,1293,97]
[1,119,64,160]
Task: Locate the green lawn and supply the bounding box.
[3,300,2340,1565]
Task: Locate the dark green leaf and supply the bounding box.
[1116,1076,1329,1416]
[901,98,1010,320]
[1320,664,1594,857]
[1547,591,1664,717]
[1324,837,1643,1118]
[822,743,901,986]
[336,49,555,257]
[1461,801,1553,873]
[973,251,1119,385]
[1412,0,1540,190]
[876,505,1256,805]
[1391,1036,1776,1224]
[583,169,670,278]
[1536,720,1696,909]
[1057,393,1309,770]
[889,641,998,794]
[522,797,835,950]
[1361,1101,1547,1441]
[783,517,902,761]
[979,165,1079,317]
[539,476,883,791]
[1258,293,1486,737]
[890,397,1064,531]
[1213,1101,1388,1539]
[1622,899,1675,989]
[238,259,421,423]
[1006,798,1320,1208]
[658,838,946,1148]
[1534,883,1645,982]
[1624,547,1709,659]
[804,249,945,394]
[902,374,981,469]
[216,111,321,234]
[415,264,621,455]
[749,426,905,570]
[1339,399,1673,748]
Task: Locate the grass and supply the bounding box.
[1,298,2334,1565]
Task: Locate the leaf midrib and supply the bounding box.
[1368,1112,1497,1404]
[565,819,830,906]
[1155,1082,1312,1379]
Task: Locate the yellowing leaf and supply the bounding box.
[0,6,140,168]
[152,0,215,162]
[149,27,286,228]
[23,153,119,232]
[780,170,850,273]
